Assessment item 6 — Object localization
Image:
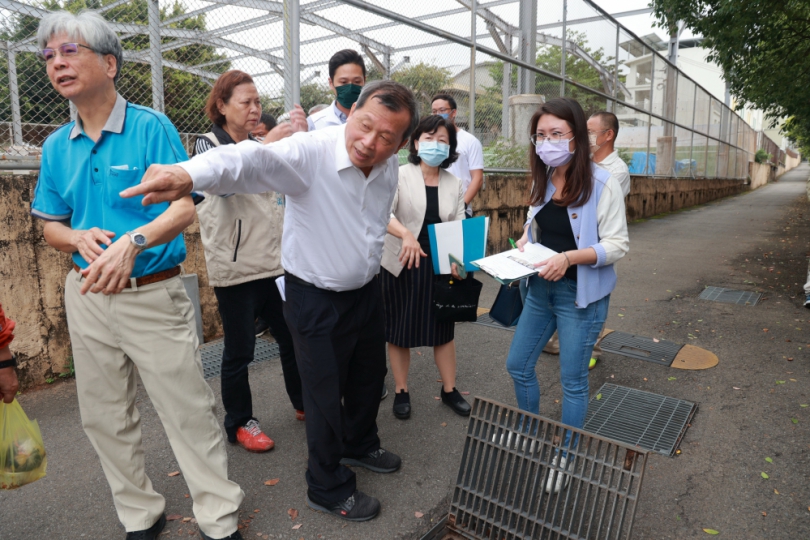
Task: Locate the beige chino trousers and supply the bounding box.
[64,270,244,536]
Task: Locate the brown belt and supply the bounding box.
[73,264,181,289]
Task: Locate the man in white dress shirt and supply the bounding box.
[587,111,631,197]
[123,81,418,523]
[431,93,484,217]
[307,49,366,131]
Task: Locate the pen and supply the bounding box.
[509,238,518,249]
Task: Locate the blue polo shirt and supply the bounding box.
[31,94,189,278]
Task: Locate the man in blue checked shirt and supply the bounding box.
[30,11,243,540]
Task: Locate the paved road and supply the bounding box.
[2,164,809,539]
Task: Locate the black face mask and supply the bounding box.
[335,83,362,109]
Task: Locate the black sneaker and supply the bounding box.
[340,448,401,473]
[255,317,270,337]
[306,489,380,522]
[200,529,243,540]
[393,390,411,419]
[441,387,471,417]
[381,384,389,400]
[126,514,166,540]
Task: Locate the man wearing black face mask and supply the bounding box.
[307,50,366,131]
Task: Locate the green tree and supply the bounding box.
[650,0,810,131]
[391,62,452,117]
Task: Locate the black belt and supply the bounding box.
[285,272,317,289]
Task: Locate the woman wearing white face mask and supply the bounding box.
[506,98,629,493]
[380,115,470,420]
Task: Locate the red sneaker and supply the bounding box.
[235,420,274,453]
[295,410,306,422]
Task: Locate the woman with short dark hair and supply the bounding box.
[194,70,305,455]
[506,97,628,492]
[380,115,471,420]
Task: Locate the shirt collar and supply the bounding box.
[599,150,619,166]
[331,100,348,124]
[69,93,127,140]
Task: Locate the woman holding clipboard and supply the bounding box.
[507,98,628,492]
[380,115,470,420]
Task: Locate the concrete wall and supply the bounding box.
[749,161,772,190]
[0,171,746,387]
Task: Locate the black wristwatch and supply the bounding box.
[0,354,17,369]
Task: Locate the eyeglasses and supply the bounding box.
[530,131,572,146]
[38,43,97,63]
[588,129,609,137]
[431,107,453,114]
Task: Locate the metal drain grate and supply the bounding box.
[599,332,683,367]
[199,338,280,379]
[472,312,516,332]
[449,397,648,540]
[583,384,697,457]
[698,286,761,306]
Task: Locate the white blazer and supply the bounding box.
[381,162,466,276]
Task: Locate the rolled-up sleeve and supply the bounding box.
[179,132,313,197]
[591,174,629,267]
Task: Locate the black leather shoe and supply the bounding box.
[306,489,381,522]
[393,389,411,419]
[441,387,471,417]
[126,514,166,540]
[200,528,243,540]
[340,448,401,473]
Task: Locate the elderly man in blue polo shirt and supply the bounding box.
[30,11,243,540]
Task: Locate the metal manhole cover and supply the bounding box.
[199,338,280,379]
[599,331,683,366]
[472,312,516,332]
[698,286,761,306]
[450,397,648,540]
[583,384,697,457]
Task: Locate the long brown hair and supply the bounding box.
[528,97,594,207]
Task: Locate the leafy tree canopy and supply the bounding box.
[650,0,810,151]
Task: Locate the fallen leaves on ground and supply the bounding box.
[774,489,779,494]
[168,471,180,477]
[761,472,769,479]
[596,393,602,400]
[292,524,302,530]
[264,478,280,486]
[287,508,298,520]
[775,380,786,385]
[668,377,677,381]
[765,457,773,463]
[415,512,424,518]
[461,391,470,395]
[441,422,447,427]
[791,418,799,424]
[167,514,183,521]
[733,387,741,390]
[703,528,720,535]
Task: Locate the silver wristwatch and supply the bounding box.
[126,230,148,251]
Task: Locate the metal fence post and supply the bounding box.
[469,0,476,136]
[612,24,619,112]
[560,0,567,97]
[517,0,536,95]
[148,0,164,112]
[284,0,301,112]
[501,33,512,138]
[6,43,23,146]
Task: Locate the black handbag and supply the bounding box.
[489,282,524,327]
[433,275,483,322]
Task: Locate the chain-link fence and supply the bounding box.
[0,0,780,178]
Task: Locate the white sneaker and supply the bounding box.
[545,455,570,494]
[491,430,539,453]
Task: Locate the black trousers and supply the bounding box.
[214,276,304,441]
[283,274,387,503]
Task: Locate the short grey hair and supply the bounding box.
[356,80,419,143]
[37,10,124,83]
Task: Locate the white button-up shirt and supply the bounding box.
[306,100,347,131]
[596,150,631,197]
[180,125,399,291]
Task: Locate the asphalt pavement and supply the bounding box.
[2,164,809,539]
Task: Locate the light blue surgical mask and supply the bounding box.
[437,113,450,121]
[417,141,450,167]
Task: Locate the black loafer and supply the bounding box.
[200,528,243,540]
[393,390,411,419]
[340,448,401,473]
[441,387,471,417]
[306,489,381,522]
[126,514,166,540]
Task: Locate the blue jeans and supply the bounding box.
[506,276,609,432]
